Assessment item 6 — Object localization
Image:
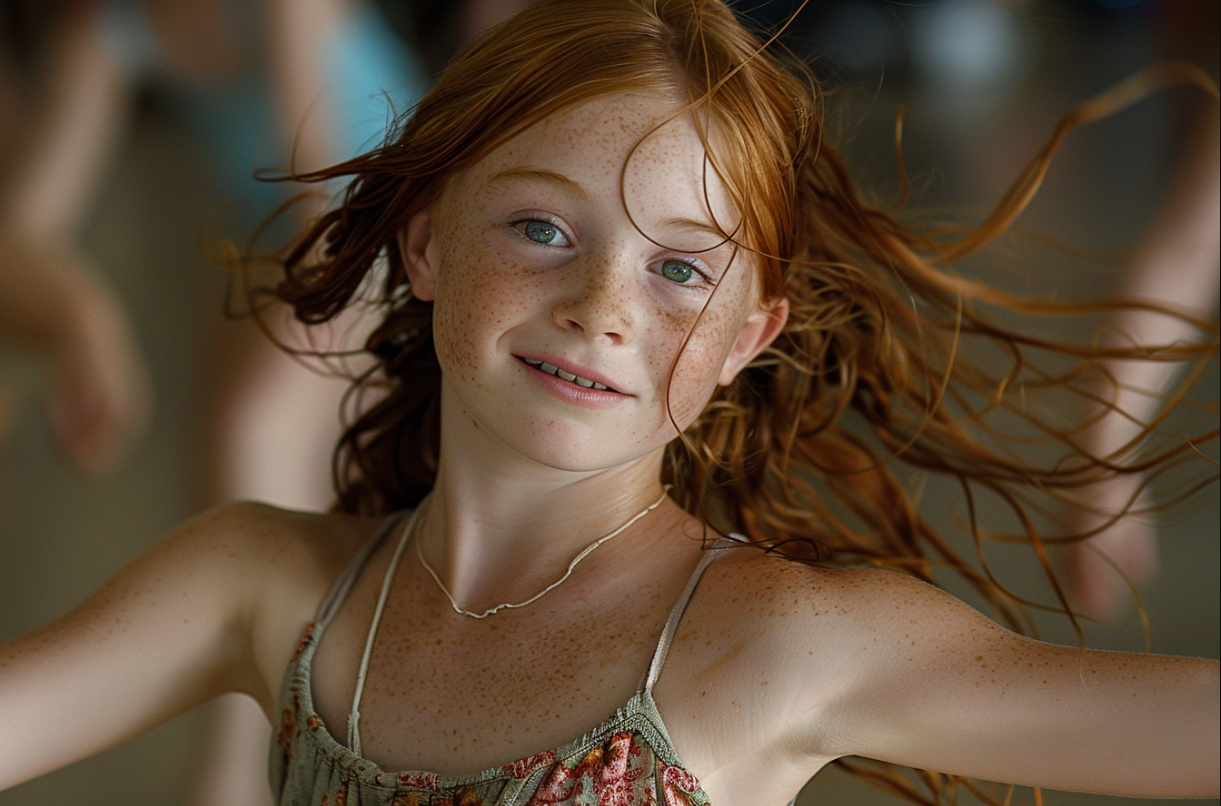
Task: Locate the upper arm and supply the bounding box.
[799,571,1219,797]
[0,502,297,791]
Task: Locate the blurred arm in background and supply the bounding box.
[0,2,149,474]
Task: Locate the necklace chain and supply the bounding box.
[413,487,670,619]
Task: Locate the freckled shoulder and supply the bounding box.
[694,546,980,635]
[653,547,891,771]
[660,546,1003,766]
[672,546,994,691]
[175,501,385,710]
[683,545,873,634]
[207,502,377,595]
[658,547,841,686]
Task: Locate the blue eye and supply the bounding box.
[522,220,560,244]
[660,260,694,284]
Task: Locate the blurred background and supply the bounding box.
[0,0,1216,804]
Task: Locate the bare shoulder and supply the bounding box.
[671,545,1004,693]
[698,546,995,636]
[659,544,1012,769]
[688,545,913,626]
[180,502,387,707]
[151,501,376,602]
[183,501,378,591]
[132,501,386,708]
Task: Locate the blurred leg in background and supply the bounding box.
[1061,0,1219,619]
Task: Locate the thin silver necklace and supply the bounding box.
[412,487,671,619]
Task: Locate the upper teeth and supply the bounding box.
[523,359,611,391]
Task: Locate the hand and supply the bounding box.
[45,275,150,474]
[0,234,150,474]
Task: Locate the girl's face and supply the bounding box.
[402,92,787,472]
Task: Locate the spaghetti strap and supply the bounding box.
[346,498,428,756]
[641,533,744,694]
[314,510,410,632]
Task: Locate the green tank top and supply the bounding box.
[268,510,739,805]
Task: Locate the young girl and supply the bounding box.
[1,1,1217,804]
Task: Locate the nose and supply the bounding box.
[550,250,635,345]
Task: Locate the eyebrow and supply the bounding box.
[660,216,738,244]
[487,167,591,203]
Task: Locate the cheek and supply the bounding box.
[431,241,548,381]
[658,300,739,427]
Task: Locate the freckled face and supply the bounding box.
[425,92,768,471]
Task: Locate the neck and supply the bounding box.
[416,382,673,610]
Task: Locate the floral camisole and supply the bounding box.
[269,510,739,806]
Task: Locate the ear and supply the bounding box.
[718,296,789,386]
[396,208,438,302]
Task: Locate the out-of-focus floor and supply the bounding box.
[0,2,1217,805]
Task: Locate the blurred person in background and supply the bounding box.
[1059,0,1219,619]
[1,0,150,475]
[1,0,423,802]
[753,0,1218,621]
[1,1,529,803]
[0,0,425,497]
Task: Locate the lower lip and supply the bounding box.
[517,358,630,409]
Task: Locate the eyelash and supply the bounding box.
[510,216,716,288]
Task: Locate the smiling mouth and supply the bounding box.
[520,358,620,393]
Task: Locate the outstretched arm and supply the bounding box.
[0,505,273,792]
[794,570,1219,796]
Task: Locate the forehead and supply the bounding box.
[447,93,741,237]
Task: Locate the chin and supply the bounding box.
[488,412,674,472]
[506,429,655,473]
